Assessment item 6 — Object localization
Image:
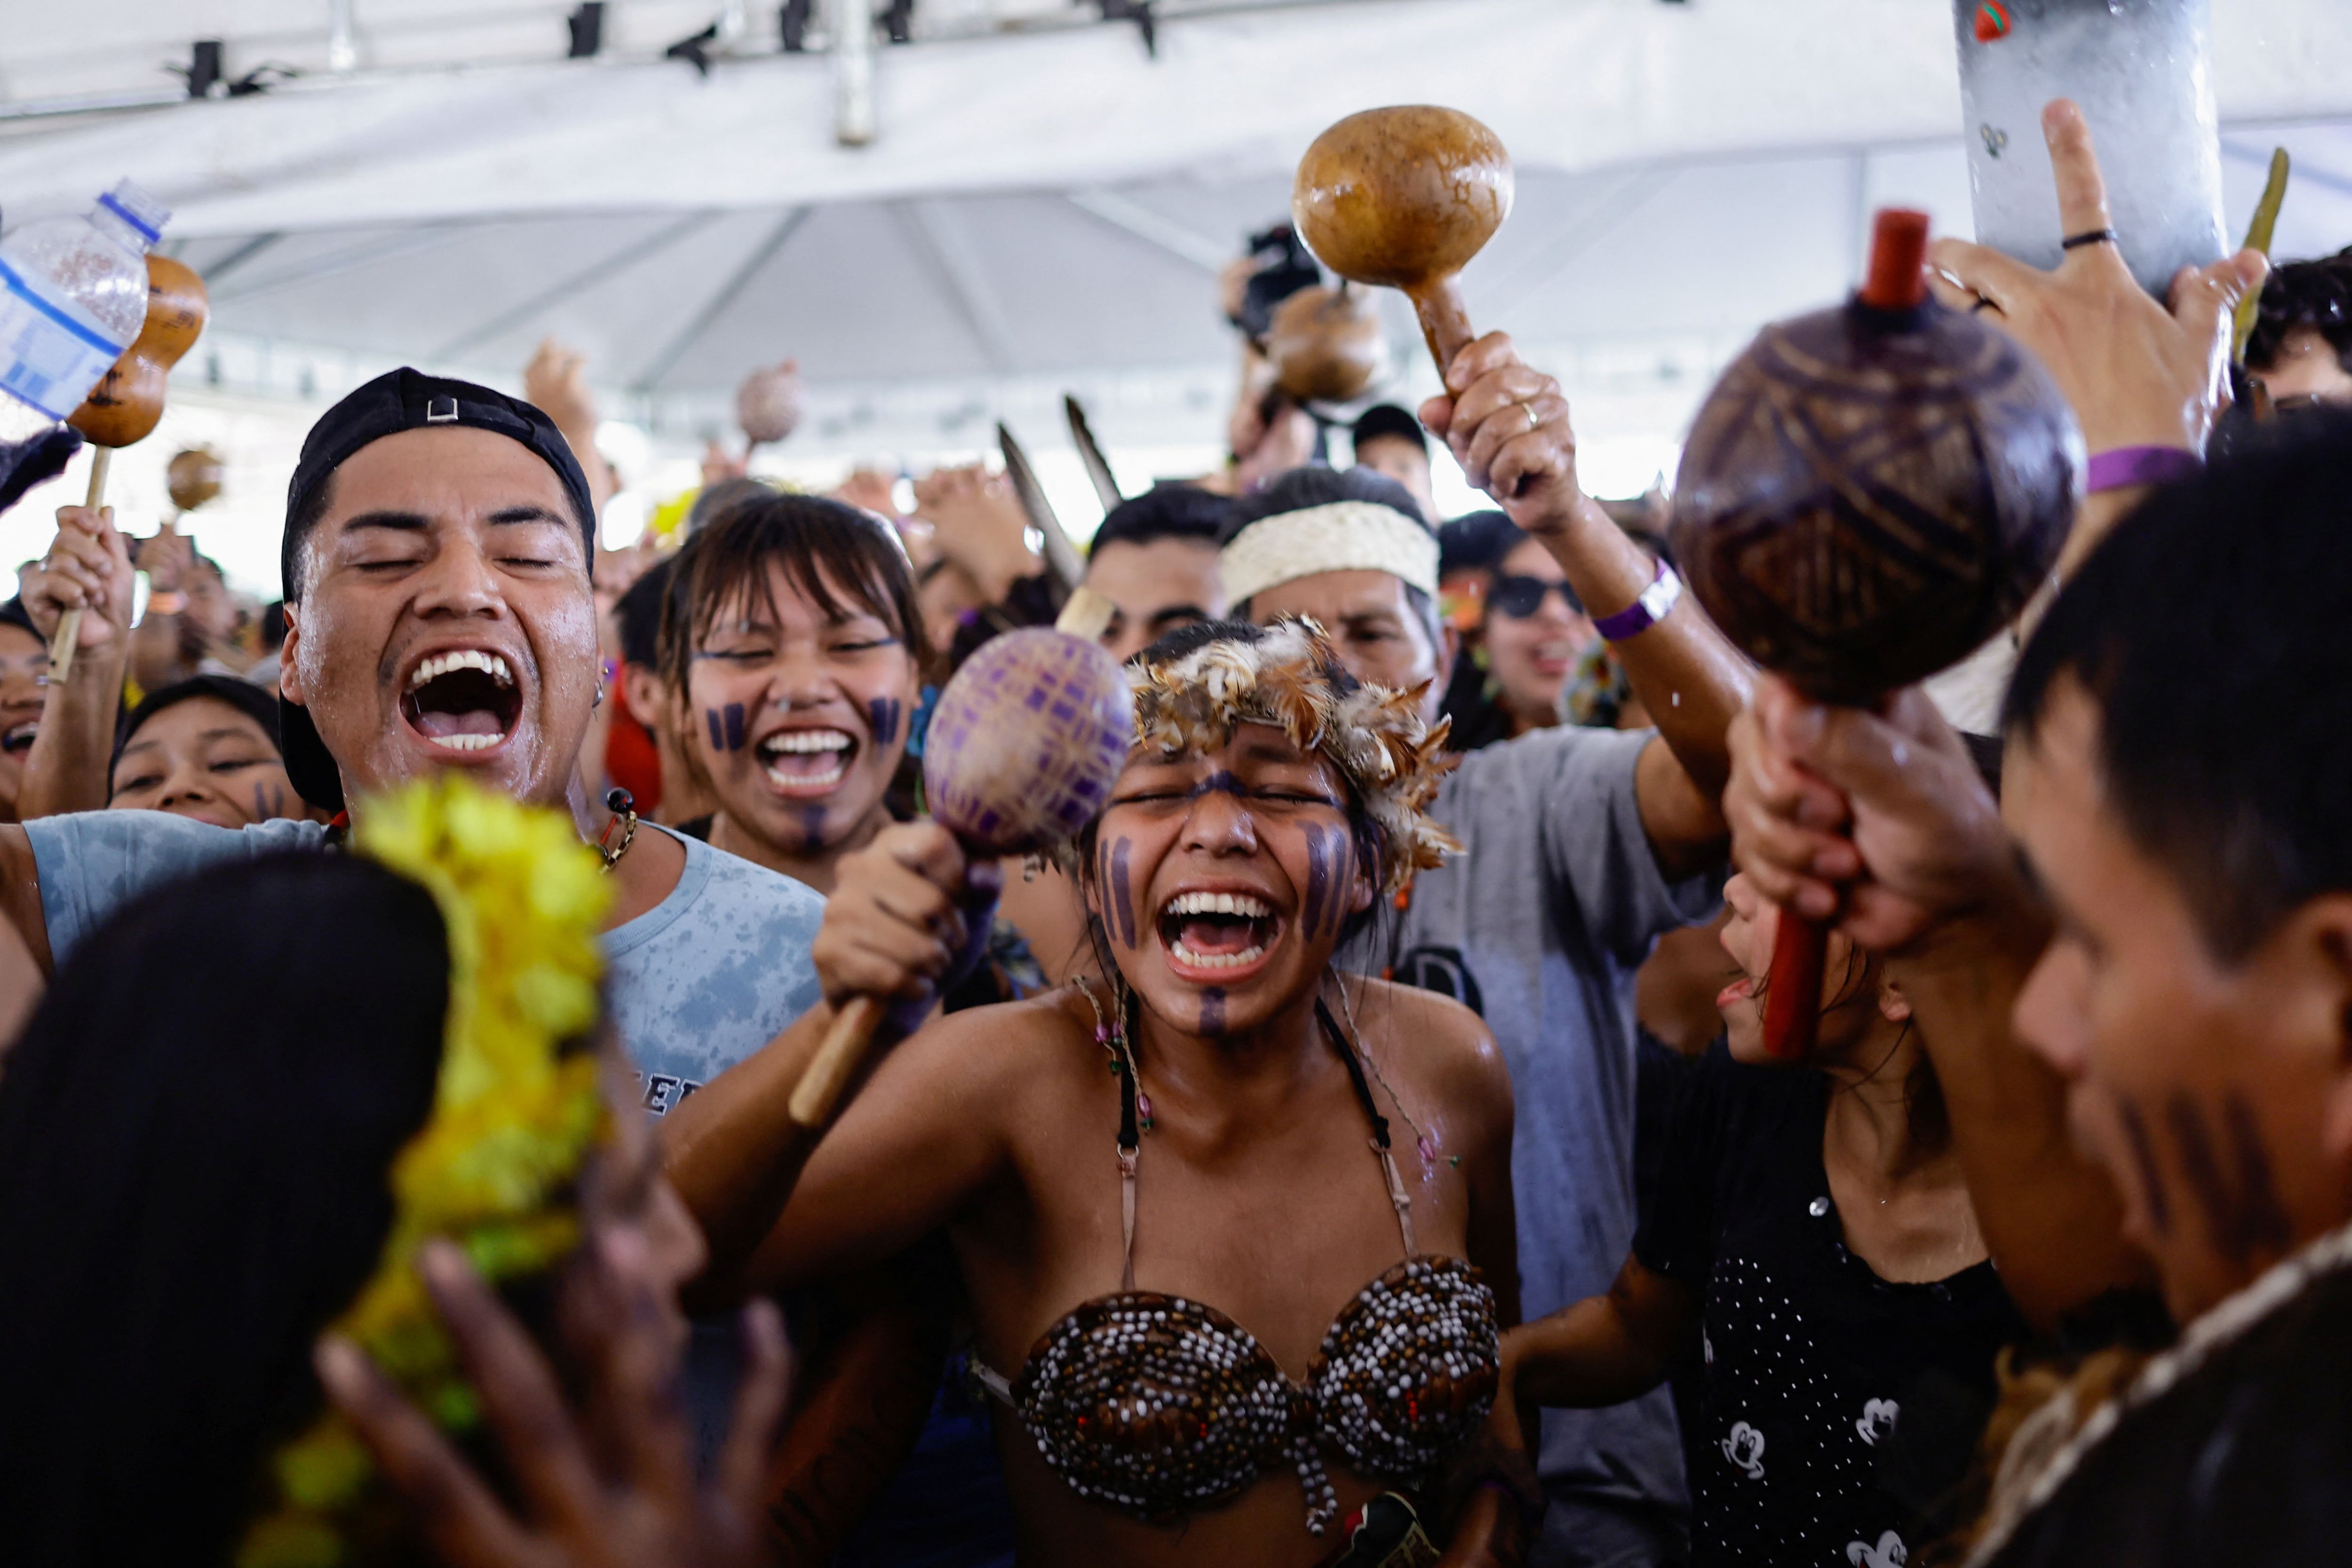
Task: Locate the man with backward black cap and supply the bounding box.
[7,370,995,1437]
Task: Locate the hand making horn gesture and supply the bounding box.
[1926,101,2266,534]
[1418,333,1581,531]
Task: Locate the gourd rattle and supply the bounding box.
[52,255,208,681]
[787,588,1133,1126]
[1670,209,2079,1057]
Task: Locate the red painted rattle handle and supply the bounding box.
[1756,208,1930,1061]
[1762,910,1828,1059]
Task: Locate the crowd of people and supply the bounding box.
[0,102,2349,1568]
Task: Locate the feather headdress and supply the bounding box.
[1123,619,1458,892]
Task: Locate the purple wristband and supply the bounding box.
[1592,560,1682,641]
[2086,445,2202,494]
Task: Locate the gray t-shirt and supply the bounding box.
[1353,724,1721,1536]
[25,812,826,1101]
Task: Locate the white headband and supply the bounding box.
[1219,500,1440,607]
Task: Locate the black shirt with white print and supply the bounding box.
[1634,1045,2026,1567]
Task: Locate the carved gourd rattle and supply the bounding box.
[1670,209,2079,1056]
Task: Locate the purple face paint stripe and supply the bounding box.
[723,702,747,752]
[1200,986,1226,1036]
[706,708,725,751]
[1302,823,1330,938]
[868,696,903,747]
[1109,836,1138,948]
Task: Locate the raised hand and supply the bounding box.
[909,465,1036,604]
[1418,333,1580,532]
[1926,99,2267,462]
[320,1228,789,1568]
[20,505,135,652]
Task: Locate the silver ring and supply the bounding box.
[1522,401,1542,432]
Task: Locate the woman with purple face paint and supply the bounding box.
[655,489,1042,1568]
[666,618,1532,1568]
[658,491,930,897]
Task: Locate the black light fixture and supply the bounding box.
[666,22,719,74]
[882,0,914,44]
[185,40,225,98]
[779,0,811,52]
[567,2,605,57]
[1098,0,1156,57]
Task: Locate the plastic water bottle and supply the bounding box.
[0,181,170,443]
[1955,0,2223,298]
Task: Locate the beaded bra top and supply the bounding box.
[968,997,1500,1536]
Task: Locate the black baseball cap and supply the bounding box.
[278,368,596,812]
[1351,403,1430,458]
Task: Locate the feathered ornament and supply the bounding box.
[1120,620,1458,892]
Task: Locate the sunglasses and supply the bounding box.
[1486,574,1584,620]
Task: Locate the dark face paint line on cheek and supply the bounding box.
[868,696,903,747]
[2225,1093,2294,1258]
[1199,986,1226,1036]
[1302,824,1330,938]
[2167,1092,2293,1265]
[2115,1095,2171,1237]
[1107,837,1138,948]
[723,702,747,752]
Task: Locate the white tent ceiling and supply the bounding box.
[0,0,2347,591]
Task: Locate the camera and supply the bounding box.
[1230,222,1324,343]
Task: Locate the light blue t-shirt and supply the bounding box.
[24,812,824,1106]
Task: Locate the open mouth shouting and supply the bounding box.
[757,727,857,797]
[1159,889,1282,981]
[0,720,37,757]
[400,648,522,755]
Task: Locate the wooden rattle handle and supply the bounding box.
[48,450,112,686]
[1408,274,1476,385]
[788,994,889,1129]
[1761,908,1828,1060]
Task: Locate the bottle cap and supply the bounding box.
[96,180,170,247]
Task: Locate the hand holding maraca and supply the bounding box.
[21,505,135,659]
[1418,331,1582,532]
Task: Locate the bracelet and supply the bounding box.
[145,590,185,615]
[2086,445,2201,494]
[1591,559,1682,641]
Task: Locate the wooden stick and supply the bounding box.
[48,448,111,686]
[787,994,887,1129]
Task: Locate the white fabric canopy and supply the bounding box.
[0,0,2346,596]
[3,0,2349,234]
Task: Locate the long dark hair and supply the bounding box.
[0,854,452,1567]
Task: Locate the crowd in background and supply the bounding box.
[0,107,2349,1568]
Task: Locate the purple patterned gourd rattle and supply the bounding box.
[1669,208,2080,1059]
[788,588,1134,1127]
